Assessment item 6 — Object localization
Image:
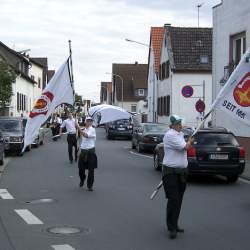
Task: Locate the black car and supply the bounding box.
[153,127,245,183]
[106,119,133,139]
[0,131,5,165]
[132,123,168,153]
[0,117,31,155]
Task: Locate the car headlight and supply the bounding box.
[10,136,23,142]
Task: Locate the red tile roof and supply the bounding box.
[150,27,164,73]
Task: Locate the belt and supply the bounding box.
[68,132,76,135]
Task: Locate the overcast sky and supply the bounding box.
[0,0,220,102]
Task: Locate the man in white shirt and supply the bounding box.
[60,112,78,164]
[77,116,97,191]
[162,115,193,239]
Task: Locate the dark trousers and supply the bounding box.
[79,168,94,188]
[163,173,187,231]
[67,134,77,162]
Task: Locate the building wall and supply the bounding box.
[29,63,43,102]
[9,75,35,117]
[213,0,250,137]
[158,72,212,127]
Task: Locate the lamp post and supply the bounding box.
[125,38,157,122]
[106,72,124,108]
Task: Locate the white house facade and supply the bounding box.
[157,25,212,127]
[212,0,250,138]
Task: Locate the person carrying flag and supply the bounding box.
[77,116,97,191]
[60,112,78,164]
[162,115,193,239]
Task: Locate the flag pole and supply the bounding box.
[68,40,75,104]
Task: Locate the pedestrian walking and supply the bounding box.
[162,115,193,239]
[60,112,78,164]
[77,116,97,191]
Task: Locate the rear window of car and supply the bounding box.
[194,133,239,146]
[143,124,168,133]
[112,119,130,125]
[0,120,22,132]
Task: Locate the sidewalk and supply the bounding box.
[241,160,250,180]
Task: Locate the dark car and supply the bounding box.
[106,119,133,139]
[0,131,5,165]
[0,117,28,155]
[132,123,168,153]
[153,127,245,183]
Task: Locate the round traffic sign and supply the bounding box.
[181,85,194,98]
[195,99,205,113]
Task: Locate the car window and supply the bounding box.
[194,133,239,146]
[113,119,130,125]
[0,120,22,132]
[143,124,168,133]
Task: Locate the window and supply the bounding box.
[200,55,209,64]
[131,105,137,113]
[138,89,144,96]
[38,77,41,88]
[17,92,27,111]
[230,32,246,66]
[166,95,170,116]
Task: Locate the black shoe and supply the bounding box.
[79,181,84,187]
[169,230,177,239]
[177,227,184,233]
[87,187,93,191]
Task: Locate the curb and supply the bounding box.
[240,175,250,181]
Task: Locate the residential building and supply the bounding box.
[100,81,112,104]
[111,62,148,116]
[213,0,250,156]
[0,41,47,117]
[157,25,212,127]
[147,27,164,122]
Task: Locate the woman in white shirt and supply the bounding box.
[77,116,97,191]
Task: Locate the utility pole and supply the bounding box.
[197,3,204,28]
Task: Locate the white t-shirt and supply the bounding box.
[80,126,96,149]
[162,128,188,168]
[60,118,77,134]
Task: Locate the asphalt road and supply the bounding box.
[0,128,250,250]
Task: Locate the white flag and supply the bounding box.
[212,47,250,125]
[23,58,74,151]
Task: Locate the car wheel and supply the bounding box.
[137,142,143,153]
[154,154,161,171]
[227,175,239,183]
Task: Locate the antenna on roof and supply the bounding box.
[197,2,205,28]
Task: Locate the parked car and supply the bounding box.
[0,131,5,165]
[22,118,45,147]
[153,127,245,183]
[132,123,168,153]
[106,119,133,139]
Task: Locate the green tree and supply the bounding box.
[0,60,16,115]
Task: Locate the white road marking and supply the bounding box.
[0,189,14,199]
[51,245,75,250]
[129,151,153,159]
[15,209,43,225]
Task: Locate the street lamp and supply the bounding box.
[106,72,124,108]
[125,38,157,122]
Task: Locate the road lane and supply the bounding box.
[0,128,249,249]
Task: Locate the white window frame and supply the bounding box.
[233,33,246,63]
[138,89,145,96]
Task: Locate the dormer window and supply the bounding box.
[138,89,145,96]
[200,55,209,64]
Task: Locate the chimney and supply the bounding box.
[164,23,171,27]
[135,61,138,65]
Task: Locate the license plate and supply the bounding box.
[209,154,228,160]
[118,128,125,131]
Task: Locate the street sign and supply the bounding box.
[195,99,205,113]
[181,85,194,98]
